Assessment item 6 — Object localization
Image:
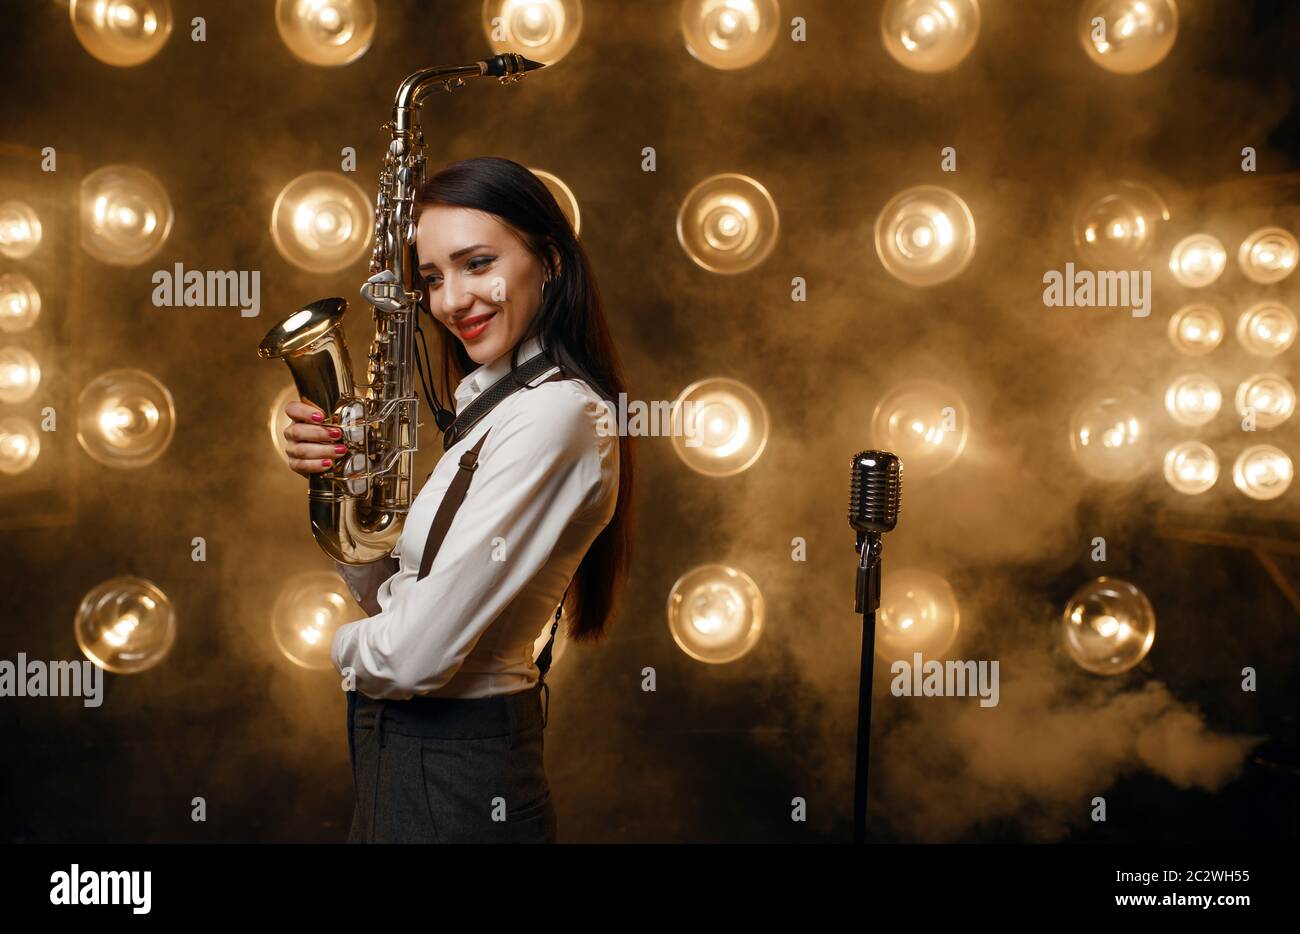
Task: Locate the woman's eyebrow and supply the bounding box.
[418,243,491,272]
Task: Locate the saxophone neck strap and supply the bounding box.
[441,350,566,452]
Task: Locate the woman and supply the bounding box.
[280,156,636,843]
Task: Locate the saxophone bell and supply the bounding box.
[258,297,401,565]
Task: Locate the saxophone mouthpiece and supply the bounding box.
[482,53,546,77]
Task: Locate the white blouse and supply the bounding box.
[329,334,619,700]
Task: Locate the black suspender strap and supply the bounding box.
[415,358,574,724]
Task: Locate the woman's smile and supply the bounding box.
[455,309,499,340]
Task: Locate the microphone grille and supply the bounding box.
[849,450,902,534]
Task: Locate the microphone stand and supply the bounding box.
[853,531,883,845]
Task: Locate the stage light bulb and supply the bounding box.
[75,576,176,673]
[1074,180,1168,265]
[1069,386,1152,482]
[1237,226,1298,284]
[0,347,40,404]
[667,564,765,664]
[0,273,43,333]
[0,417,40,475]
[1236,301,1296,357]
[1062,577,1155,675]
[529,168,581,236]
[1234,373,1295,429]
[1163,441,1218,495]
[680,0,779,70]
[876,568,960,662]
[1079,0,1178,74]
[871,379,969,477]
[484,0,582,65]
[276,0,375,65]
[76,369,176,468]
[875,185,976,286]
[79,165,173,266]
[670,377,769,476]
[1232,445,1292,501]
[274,571,363,669]
[69,0,173,67]
[0,201,42,260]
[271,171,373,273]
[881,0,980,73]
[1163,373,1220,427]
[1168,303,1224,356]
[676,173,779,274]
[1168,233,1226,288]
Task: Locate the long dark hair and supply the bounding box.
[412,156,635,643]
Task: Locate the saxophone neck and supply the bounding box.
[391,53,544,132]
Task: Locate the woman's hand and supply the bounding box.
[282,401,349,478]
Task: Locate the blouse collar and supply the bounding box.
[452,333,548,415]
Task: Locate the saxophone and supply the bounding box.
[258,53,544,565]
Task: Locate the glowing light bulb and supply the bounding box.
[75,577,176,673]
[875,185,976,286]
[529,168,581,236]
[871,380,969,477]
[79,165,173,266]
[69,0,173,67]
[677,173,779,274]
[1169,233,1226,288]
[1234,374,1295,429]
[76,369,176,468]
[1167,303,1224,356]
[273,571,363,669]
[1232,445,1292,501]
[876,568,960,662]
[680,0,778,69]
[1237,226,1297,284]
[670,377,769,476]
[484,0,582,65]
[0,347,40,403]
[1163,373,1220,427]
[1236,302,1296,357]
[1061,577,1155,675]
[1163,441,1218,495]
[276,0,375,65]
[1074,180,1168,265]
[0,201,42,260]
[1079,0,1178,74]
[667,564,765,663]
[0,417,40,475]
[1070,386,1152,482]
[271,172,373,273]
[882,0,981,73]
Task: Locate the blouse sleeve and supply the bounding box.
[329,387,606,699]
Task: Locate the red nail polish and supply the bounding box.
[328,427,342,438]
[334,445,347,455]
[311,412,324,422]
[321,459,332,467]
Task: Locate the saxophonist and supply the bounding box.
[279,156,635,843]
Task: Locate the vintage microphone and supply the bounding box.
[847,450,902,844]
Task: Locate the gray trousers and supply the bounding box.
[346,682,557,843]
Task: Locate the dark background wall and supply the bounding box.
[1,0,1298,843]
